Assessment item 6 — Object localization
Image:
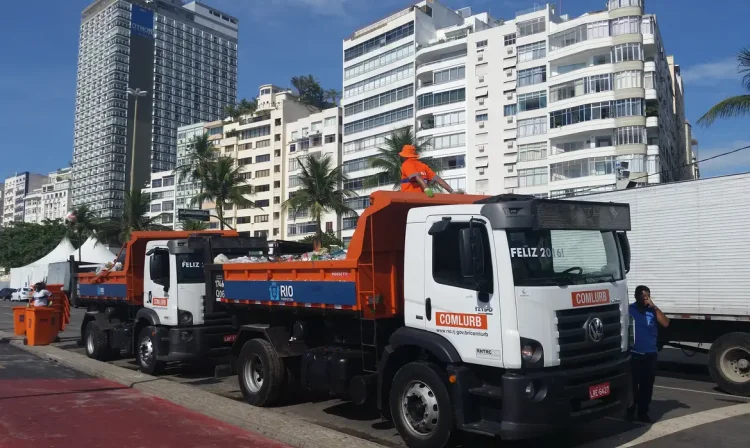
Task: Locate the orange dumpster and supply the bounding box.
[24,307,62,346]
[46,284,70,332]
[12,307,28,336]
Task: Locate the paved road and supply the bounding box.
[0,342,290,447]
[3,301,749,447]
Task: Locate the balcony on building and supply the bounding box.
[415,25,470,60]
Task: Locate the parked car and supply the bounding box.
[0,288,16,301]
[10,287,32,302]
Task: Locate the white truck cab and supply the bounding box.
[399,196,632,440]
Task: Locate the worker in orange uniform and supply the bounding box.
[399,144,458,197]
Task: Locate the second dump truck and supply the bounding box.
[208,191,634,447]
[73,230,264,373]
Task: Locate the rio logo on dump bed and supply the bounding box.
[269,281,294,302]
[571,290,610,307]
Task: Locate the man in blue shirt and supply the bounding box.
[628,285,670,423]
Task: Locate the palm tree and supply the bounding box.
[369,127,440,190]
[192,156,256,230]
[180,220,210,231]
[325,89,341,106]
[223,97,259,121]
[65,205,98,261]
[174,133,216,210]
[95,188,167,244]
[282,153,357,249]
[698,48,750,126]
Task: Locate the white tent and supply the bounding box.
[9,237,76,289]
[69,238,119,263]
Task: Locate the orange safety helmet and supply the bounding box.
[399,144,419,159]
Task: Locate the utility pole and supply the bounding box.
[127,88,148,194]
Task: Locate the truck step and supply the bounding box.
[461,420,503,437]
[468,385,503,399]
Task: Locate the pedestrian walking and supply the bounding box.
[628,285,670,423]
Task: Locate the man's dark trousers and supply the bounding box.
[630,352,658,415]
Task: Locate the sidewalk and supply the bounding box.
[0,343,290,448]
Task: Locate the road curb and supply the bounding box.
[0,331,385,448]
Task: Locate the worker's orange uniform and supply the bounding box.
[399,144,435,192]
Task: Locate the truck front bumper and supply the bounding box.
[449,353,631,440]
[155,325,236,362]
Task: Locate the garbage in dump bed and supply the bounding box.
[95,261,123,274]
[214,247,347,264]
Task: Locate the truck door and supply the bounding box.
[145,246,177,325]
[423,216,503,367]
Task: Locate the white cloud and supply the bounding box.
[681,58,741,86]
[696,140,750,177]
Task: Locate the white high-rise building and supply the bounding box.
[465,1,687,198]
[284,107,344,241]
[3,173,45,225]
[23,168,73,224]
[340,0,686,224]
[142,170,177,228]
[71,0,238,218]
[341,1,494,241]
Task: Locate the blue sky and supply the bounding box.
[0,0,748,182]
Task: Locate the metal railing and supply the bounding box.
[516,3,550,17]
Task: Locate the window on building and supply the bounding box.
[254,214,269,223]
[504,104,517,116]
[517,116,547,137]
[256,199,270,207]
[518,91,547,112]
[325,134,336,143]
[433,66,465,85]
[610,16,641,36]
[435,111,465,127]
[255,154,271,163]
[311,121,322,133]
[345,84,414,116]
[163,176,175,187]
[291,131,298,140]
[517,66,546,87]
[432,133,466,150]
[517,18,545,37]
[324,117,337,127]
[255,169,270,178]
[504,33,517,45]
[256,184,270,192]
[239,157,252,165]
[517,41,546,62]
[152,179,162,188]
[551,156,616,181]
[475,113,488,122]
[417,88,466,110]
[344,43,414,80]
[326,221,333,232]
[344,21,414,62]
[614,126,647,145]
[476,39,488,48]
[311,135,322,147]
[518,142,548,162]
[256,139,271,148]
[239,125,271,140]
[612,43,642,63]
[614,70,642,90]
[518,167,548,186]
[434,155,465,171]
[344,106,413,135]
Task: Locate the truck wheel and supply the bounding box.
[84,321,109,360]
[390,362,455,448]
[136,327,165,375]
[708,332,750,396]
[238,339,284,407]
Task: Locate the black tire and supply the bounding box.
[237,338,285,407]
[708,332,750,396]
[84,321,109,360]
[136,327,165,375]
[390,362,455,448]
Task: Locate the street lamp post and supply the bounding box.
[127,88,148,194]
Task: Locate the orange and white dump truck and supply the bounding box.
[209,191,634,447]
[73,230,265,373]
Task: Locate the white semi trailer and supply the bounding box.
[577,173,750,396]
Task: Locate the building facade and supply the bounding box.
[3,173,45,225]
[71,0,238,218]
[340,1,494,241]
[142,170,177,227]
[23,168,73,224]
[465,1,688,198]
[283,107,344,241]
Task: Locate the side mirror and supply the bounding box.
[617,232,631,274]
[459,227,486,285]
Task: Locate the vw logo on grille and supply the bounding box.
[588,317,604,343]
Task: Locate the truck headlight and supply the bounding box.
[179,310,193,325]
[520,337,544,368]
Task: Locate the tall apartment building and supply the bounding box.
[142,170,177,227]
[465,1,687,198]
[340,1,494,240]
[3,173,45,225]
[189,85,319,237]
[71,0,238,219]
[23,168,73,224]
[284,107,344,242]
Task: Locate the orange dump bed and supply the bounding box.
[77,230,237,305]
[216,192,486,318]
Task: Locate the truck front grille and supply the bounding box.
[556,304,622,369]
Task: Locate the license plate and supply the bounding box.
[588,382,611,400]
[223,334,237,343]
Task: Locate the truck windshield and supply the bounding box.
[176,253,205,284]
[507,230,623,287]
